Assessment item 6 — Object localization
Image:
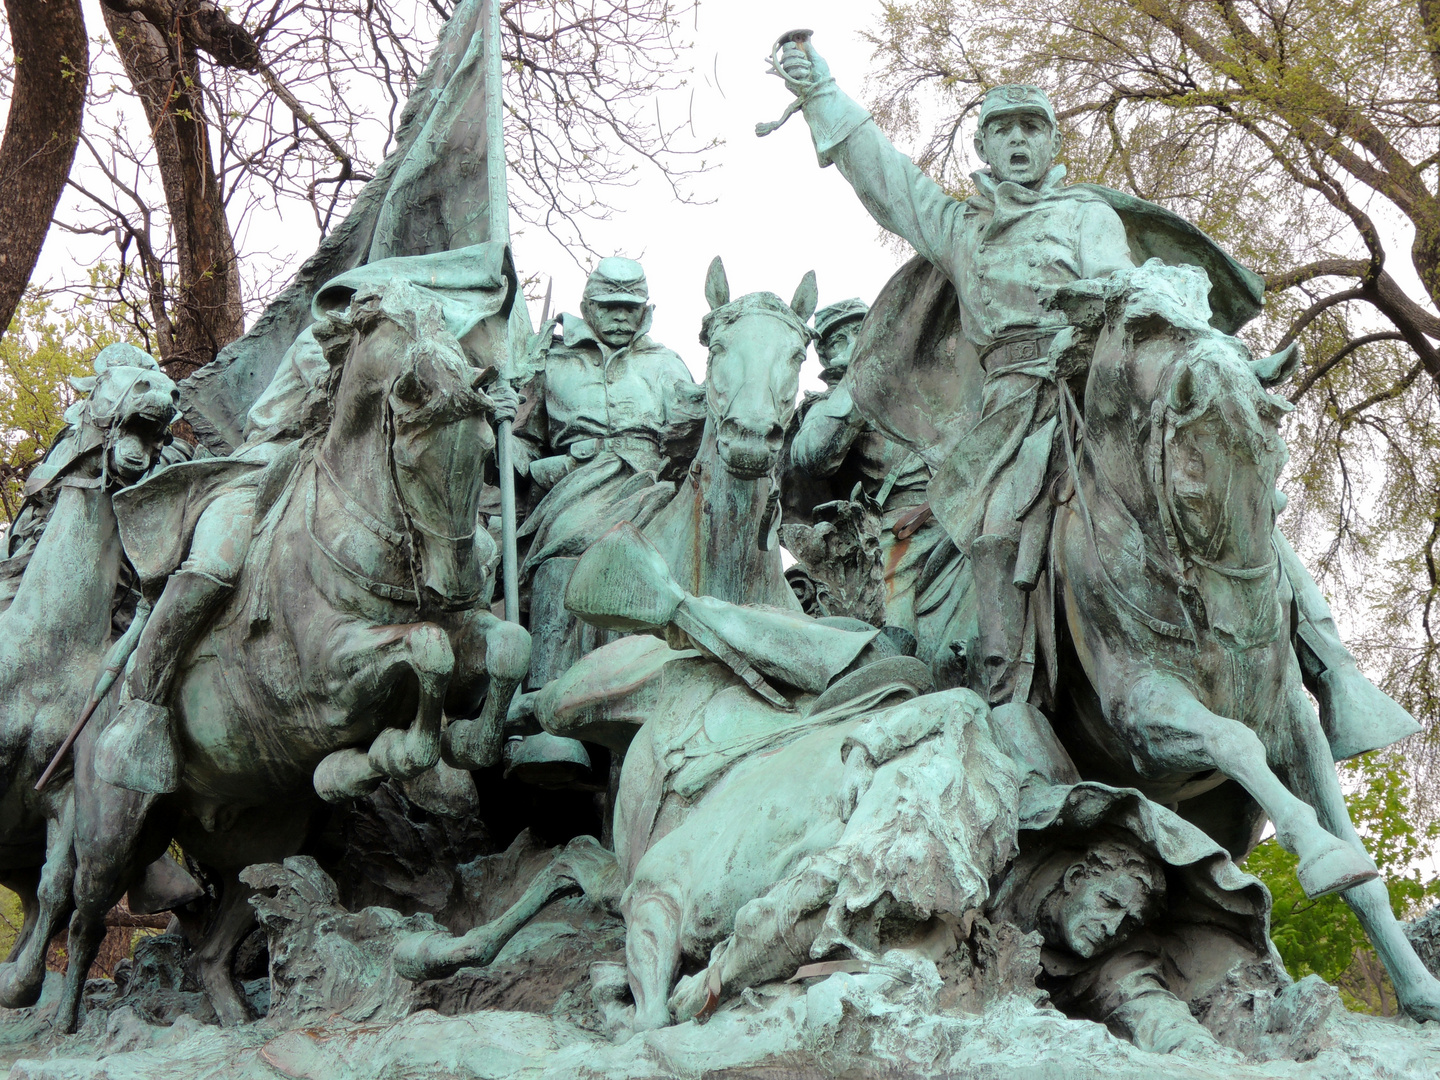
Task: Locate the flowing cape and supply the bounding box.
[179,0,525,451]
[847,186,1266,459]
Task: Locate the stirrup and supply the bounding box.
[94,699,181,794]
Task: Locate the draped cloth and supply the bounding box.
[179,0,522,451]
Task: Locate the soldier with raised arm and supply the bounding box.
[770,35,1418,754]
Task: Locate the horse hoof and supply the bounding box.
[401,760,479,819]
[0,963,40,1009]
[668,969,716,1024]
[313,749,383,803]
[1296,841,1378,899]
[369,727,438,780]
[442,719,500,771]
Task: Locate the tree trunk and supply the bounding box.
[101,4,244,381]
[0,0,88,339]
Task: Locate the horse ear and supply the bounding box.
[790,271,818,322]
[1250,341,1300,387]
[1169,365,1196,413]
[704,257,730,311]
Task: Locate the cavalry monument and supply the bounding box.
[0,6,1437,1078]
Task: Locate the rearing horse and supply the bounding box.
[1051,260,1440,1020]
[0,352,177,1012]
[59,276,530,1030]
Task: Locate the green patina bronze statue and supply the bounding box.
[2,11,1439,1075]
[770,34,1440,1022]
[788,299,940,636]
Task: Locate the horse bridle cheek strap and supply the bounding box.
[1151,369,1276,572]
[384,387,482,596]
[306,469,419,605]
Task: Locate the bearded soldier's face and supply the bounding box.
[976,113,1059,187]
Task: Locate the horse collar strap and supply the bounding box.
[317,452,408,547]
[306,470,419,604]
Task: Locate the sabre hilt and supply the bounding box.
[756,29,817,138]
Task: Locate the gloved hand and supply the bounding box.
[488,381,521,425]
[778,38,832,97]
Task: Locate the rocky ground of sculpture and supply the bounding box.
[0,844,1437,1080]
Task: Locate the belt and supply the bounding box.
[565,434,661,461]
[978,332,1059,375]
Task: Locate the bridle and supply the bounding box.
[1058,347,1278,646]
[307,368,481,609]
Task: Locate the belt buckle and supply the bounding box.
[1014,340,1038,361]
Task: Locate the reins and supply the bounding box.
[306,359,481,608]
[1058,346,1278,646]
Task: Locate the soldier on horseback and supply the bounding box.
[789,298,937,635]
[95,245,522,795]
[771,40,1415,758]
[512,257,706,688]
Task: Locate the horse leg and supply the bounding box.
[313,622,455,802]
[394,857,581,981]
[624,883,686,1032]
[393,835,616,981]
[444,613,531,770]
[1,868,42,964]
[59,756,157,1033]
[0,802,75,1008]
[1276,683,1440,1020]
[191,869,257,1026]
[1122,672,1376,899]
[670,859,835,1023]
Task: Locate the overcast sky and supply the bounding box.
[504,2,916,390]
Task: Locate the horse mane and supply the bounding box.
[699,292,816,349]
[309,279,490,431]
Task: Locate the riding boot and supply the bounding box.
[94,571,232,794]
[565,522,876,702]
[505,557,593,787]
[971,534,1029,706]
[1275,533,1420,759]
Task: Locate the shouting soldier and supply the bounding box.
[769,37,1417,762]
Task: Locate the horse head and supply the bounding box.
[1063,260,1294,590]
[66,343,179,484]
[389,333,498,610]
[322,279,504,611]
[698,256,816,479]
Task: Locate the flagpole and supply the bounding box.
[485,0,520,624]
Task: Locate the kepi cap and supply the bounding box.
[978,85,1057,129]
[584,257,649,305]
[813,299,868,368]
[814,298,868,344]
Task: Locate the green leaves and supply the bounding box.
[0,283,146,521]
[1247,751,1440,1011]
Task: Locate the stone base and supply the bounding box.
[2,972,1440,1080]
[2,853,1438,1080]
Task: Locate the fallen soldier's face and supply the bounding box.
[1054,866,1155,958]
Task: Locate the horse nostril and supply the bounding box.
[765,424,784,454]
[719,417,742,445]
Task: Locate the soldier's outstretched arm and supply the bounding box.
[774,38,963,276]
